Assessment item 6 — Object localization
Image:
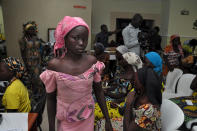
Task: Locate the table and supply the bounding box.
[170,96,197,123]
[0,113,38,131]
[0,113,28,131]
[170,95,197,130]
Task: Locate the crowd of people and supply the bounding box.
[0,14,196,131]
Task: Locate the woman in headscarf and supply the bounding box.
[94,42,110,81]
[144,52,164,92]
[18,21,46,113]
[94,51,143,131]
[123,52,162,131]
[113,45,129,77]
[145,52,162,77]
[102,46,134,102]
[104,50,143,101]
[40,16,112,131]
[94,42,109,63]
[163,35,184,75]
[0,57,31,112]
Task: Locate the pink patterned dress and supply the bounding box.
[40,61,104,131]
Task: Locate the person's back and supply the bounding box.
[2,79,31,112]
[121,53,162,131]
[0,57,31,112]
[149,33,162,51]
[149,27,162,51]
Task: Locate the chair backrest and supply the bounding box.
[165,68,183,93]
[161,99,184,131]
[192,126,197,131]
[186,119,197,131]
[176,74,196,96]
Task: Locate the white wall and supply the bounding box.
[160,0,170,36]
[0,5,5,36]
[168,0,197,37]
[92,0,161,34]
[2,0,92,57]
[160,0,197,47]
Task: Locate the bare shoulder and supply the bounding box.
[85,54,97,65]
[47,58,60,71]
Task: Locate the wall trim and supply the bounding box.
[161,35,197,38]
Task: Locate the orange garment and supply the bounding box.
[163,35,184,76]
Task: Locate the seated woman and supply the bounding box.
[181,39,197,74]
[163,35,184,76]
[94,45,130,124]
[0,57,31,112]
[94,48,143,130]
[123,52,162,131]
[144,52,164,91]
[93,42,110,81]
[104,45,133,102]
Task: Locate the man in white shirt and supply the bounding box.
[122,14,143,56]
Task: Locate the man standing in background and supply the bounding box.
[122,14,143,56]
[95,24,119,48]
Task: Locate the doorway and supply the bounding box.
[116,18,131,45]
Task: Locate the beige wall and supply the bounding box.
[2,0,92,58]
[160,0,170,48]
[160,0,170,36]
[161,0,197,48]
[91,0,161,48]
[168,0,197,37]
[0,5,5,36]
[92,0,161,33]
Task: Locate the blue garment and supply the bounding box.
[145,52,162,76]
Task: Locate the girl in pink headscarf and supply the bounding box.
[40,16,112,131]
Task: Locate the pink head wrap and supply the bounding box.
[54,16,89,57]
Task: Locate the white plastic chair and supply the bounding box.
[161,99,184,131]
[186,119,197,131]
[162,91,185,99]
[164,68,183,93]
[176,74,196,96]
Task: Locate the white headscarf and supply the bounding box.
[122,52,143,72]
[116,45,129,55]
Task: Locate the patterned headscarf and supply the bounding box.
[54,16,89,58]
[2,57,29,87]
[23,21,38,32]
[122,52,143,72]
[116,45,129,55]
[145,52,162,76]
